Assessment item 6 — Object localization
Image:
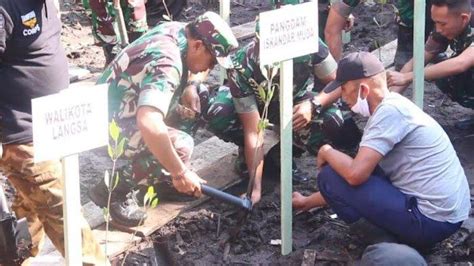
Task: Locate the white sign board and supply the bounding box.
[32,84,108,162]
[259,1,319,66]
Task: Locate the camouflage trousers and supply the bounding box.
[203,86,346,156]
[0,143,109,265]
[116,85,210,185]
[435,69,474,109]
[83,0,148,47]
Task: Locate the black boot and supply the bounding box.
[89,178,147,227]
[110,190,147,227]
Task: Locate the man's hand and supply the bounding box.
[387,71,412,88]
[172,170,207,197]
[293,100,313,131]
[317,144,333,169]
[292,192,313,211]
[249,186,261,205]
[180,83,201,118]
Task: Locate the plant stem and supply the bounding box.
[104,139,118,265]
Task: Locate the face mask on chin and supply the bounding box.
[351,87,371,117]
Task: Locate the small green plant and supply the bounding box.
[120,186,159,265]
[246,64,279,199]
[102,120,160,265]
[103,119,127,262]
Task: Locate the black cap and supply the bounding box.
[323,52,385,93]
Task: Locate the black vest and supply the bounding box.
[0,0,68,143]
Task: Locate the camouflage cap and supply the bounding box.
[193,11,239,69]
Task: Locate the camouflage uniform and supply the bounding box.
[82,0,148,47]
[98,21,198,183]
[0,144,108,265]
[425,23,474,109]
[205,38,346,155]
[98,13,238,184]
[331,0,434,70]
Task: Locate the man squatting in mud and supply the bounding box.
[88,12,239,227]
[203,14,362,204]
[292,51,471,252]
[388,0,474,128]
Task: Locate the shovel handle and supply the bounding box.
[201,184,252,211]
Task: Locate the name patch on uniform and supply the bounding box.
[21,11,40,36]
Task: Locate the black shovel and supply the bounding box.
[200,184,252,212]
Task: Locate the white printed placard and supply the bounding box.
[32,84,108,162]
[259,1,319,66]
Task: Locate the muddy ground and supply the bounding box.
[2,0,473,265]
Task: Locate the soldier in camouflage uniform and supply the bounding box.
[325,0,434,69]
[88,11,238,226]
[388,0,474,125]
[82,0,148,64]
[205,24,362,203]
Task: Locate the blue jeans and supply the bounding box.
[318,165,462,249]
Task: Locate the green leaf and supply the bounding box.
[262,119,269,130]
[151,198,159,208]
[112,171,120,190]
[116,137,127,158]
[143,186,153,206]
[257,86,266,101]
[143,191,150,207]
[104,170,110,189]
[109,119,120,142]
[107,145,114,159]
[103,207,109,218]
[144,186,158,207]
[257,120,265,133]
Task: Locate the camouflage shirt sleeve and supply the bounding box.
[227,40,259,113]
[331,0,359,18]
[425,31,449,55]
[136,41,183,117]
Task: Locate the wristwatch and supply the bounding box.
[310,97,323,117]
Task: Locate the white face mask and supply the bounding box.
[351,87,371,117]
